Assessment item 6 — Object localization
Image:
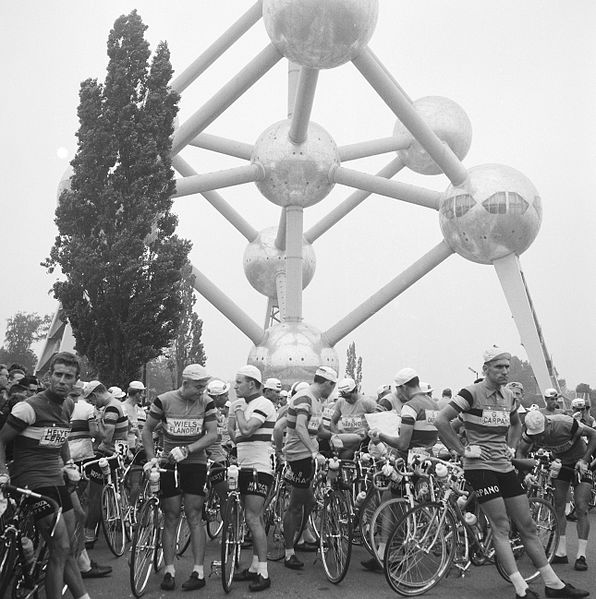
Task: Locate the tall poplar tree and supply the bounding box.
[44,11,191,383]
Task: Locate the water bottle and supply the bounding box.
[464,512,477,526]
[227,464,239,490]
[149,470,160,494]
[435,463,449,483]
[21,536,35,569]
[354,490,367,510]
[549,458,562,479]
[327,457,340,483]
[381,463,403,483]
[98,457,111,477]
[456,495,468,510]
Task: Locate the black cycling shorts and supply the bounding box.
[464,469,525,504]
[285,457,315,489]
[208,461,227,486]
[26,485,73,521]
[238,469,273,499]
[86,453,120,485]
[555,463,594,486]
[160,462,207,499]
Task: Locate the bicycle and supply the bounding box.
[316,456,355,584]
[129,461,173,597]
[0,482,61,599]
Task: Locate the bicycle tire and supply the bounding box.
[120,483,134,543]
[495,496,560,583]
[358,487,382,556]
[221,496,242,593]
[175,512,191,557]
[153,510,164,572]
[205,486,223,540]
[384,502,455,596]
[0,536,17,597]
[129,499,159,598]
[101,484,126,557]
[368,496,412,565]
[308,473,327,542]
[264,484,285,561]
[319,490,353,584]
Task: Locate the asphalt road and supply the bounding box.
[81,512,596,599]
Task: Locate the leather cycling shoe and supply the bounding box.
[574,556,588,571]
[160,573,175,591]
[361,557,383,572]
[552,555,569,564]
[545,581,590,598]
[284,554,304,570]
[249,574,271,592]
[233,568,259,581]
[81,561,112,578]
[181,571,206,590]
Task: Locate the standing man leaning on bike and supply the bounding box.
[282,366,338,570]
[142,363,217,592]
[518,409,596,572]
[0,351,90,599]
[435,346,589,599]
[229,364,277,592]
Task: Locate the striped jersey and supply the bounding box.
[6,390,74,488]
[235,395,276,474]
[149,389,217,464]
[522,414,586,464]
[98,398,129,455]
[450,381,517,473]
[68,398,95,460]
[284,389,322,461]
[332,396,377,434]
[400,393,440,451]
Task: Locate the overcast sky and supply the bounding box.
[1,1,595,394]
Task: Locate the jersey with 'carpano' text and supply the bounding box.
[400,393,440,452]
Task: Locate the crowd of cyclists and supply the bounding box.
[0,348,594,599]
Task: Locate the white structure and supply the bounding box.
[39,0,557,390]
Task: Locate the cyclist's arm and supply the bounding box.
[580,424,596,463]
[188,418,217,454]
[329,407,341,434]
[60,439,72,463]
[435,404,466,456]
[142,414,160,460]
[294,412,316,455]
[0,423,19,476]
[234,410,263,436]
[273,415,287,454]
[515,435,533,459]
[507,409,522,452]
[378,422,412,452]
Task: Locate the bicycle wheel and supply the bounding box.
[264,485,285,561]
[384,502,455,596]
[369,497,412,564]
[175,512,191,557]
[319,490,353,584]
[221,497,242,593]
[101,484,126,556]
[205,486,223,540]
[495,496,560,583]
[308,473,326,542]
[153,510,164,572]
[130,499,159,598]
[358,487,382,556]
[0,537,17,598]
[120,484,134,542]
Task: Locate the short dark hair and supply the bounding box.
[8,363,27,373]
[8,368,26,379]
[442,388,452,398]
[21,375,39,388]
[49,352,80,377]
[8,383,27,397]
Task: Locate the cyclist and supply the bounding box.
[435,346,588,599]
[329,377,376,458]
[229,364,277,592]
[0,352,89,599]
[518,409,596,572]
[142,363,217,591]
[541,388,566,416]
[82,380,129,549]
[281,366,338,570]
[507,382,527,425]
[570,398,595,428]
[263,378,282,407]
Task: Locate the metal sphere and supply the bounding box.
[263,0,378,69]
[393,96,472,175]
[56,166,74,205]
[439,164,542,264]
[243,227,316,298]
[252,119,339,207]
[248,321,338,386]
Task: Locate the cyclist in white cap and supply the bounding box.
[263,378,282,407]
[541,388,565,416]
[229,365,276,592]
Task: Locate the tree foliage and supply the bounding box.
[345,341,363,387]
[43,11,190,384]
[0,312,52,373]
[164,268,207,387]
[508,355,540,402]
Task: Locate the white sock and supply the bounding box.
[509,571,528,596]
[555,535,566,556]
[377,542,386,560]
[285,549,295,560]
[577,539,588,558]
[77,594,91,599]
[539,565,564,589]
[164,564,175,576]
[249,554,259,572]
[257,562,268,578]
[193,565,204,578]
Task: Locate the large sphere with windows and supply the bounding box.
[243,227,316,298]
[439,164,542,264]
[248,321,338,386]
[394,96,472,175]
[252,120,339,207]
[263,0,378,69]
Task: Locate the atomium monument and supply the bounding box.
[39,0,557,392]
